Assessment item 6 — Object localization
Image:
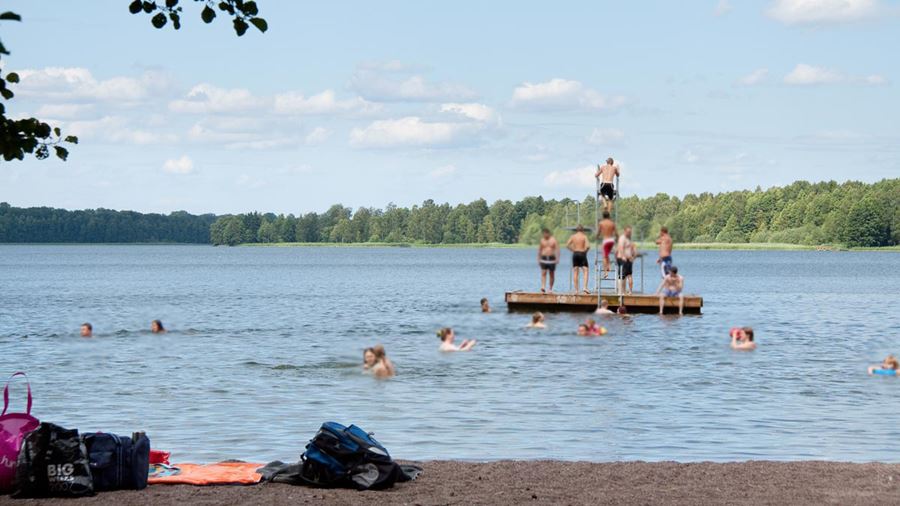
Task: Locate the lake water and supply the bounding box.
[1,245,899,463]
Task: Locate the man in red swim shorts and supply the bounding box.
[597,211,617,279]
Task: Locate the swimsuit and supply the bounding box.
[660,255,673,276]
[540,255,556,272]
[617,258,633,278]
[572,251,589,268]
[663,289,681,297]
[602,238,615,258]
[599,182,615,200]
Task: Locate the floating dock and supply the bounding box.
[505,291,703,315]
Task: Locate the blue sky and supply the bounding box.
[1,0,898,214]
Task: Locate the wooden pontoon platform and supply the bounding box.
[505,291,703,315]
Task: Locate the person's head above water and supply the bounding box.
[373,345,386,360]
[600,300,609,309]
[480,298,490,311]
[363,347,376,367]
[151,320,165,333]
[617,305,628,315]
[742,327,754,342]
[883,355,899,370]
[437,327,454,342]
[532,312,544,324]
[80,322,92,338]
[577,324,588,336]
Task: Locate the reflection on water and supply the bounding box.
[1,245,899,462]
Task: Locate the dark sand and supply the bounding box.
[3,461,899,505]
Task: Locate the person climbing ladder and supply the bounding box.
[595,157,620,214]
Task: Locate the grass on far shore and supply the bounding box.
[241,241,900,251]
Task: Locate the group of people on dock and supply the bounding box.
[537,158,685,314]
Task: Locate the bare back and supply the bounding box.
[598,219,616,240]
[596,163,619,184]
[567,231,589,253]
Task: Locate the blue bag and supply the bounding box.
[82,432,150,491]
[299,422,408,490]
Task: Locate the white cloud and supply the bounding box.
[511,78,626,112]
[439,103,498,123]
[783,63,887,85]
[430,164,457,178]
[15,67,171,104]
[683,149,701,164]
[714,0,733,16]
[350,63,477,102]
[350,117,481,148]
[162,155,195,175]
[66,116,177,145]
[766,0,882,24]
[544,166,595,188]
[305,127,331,145]
[35,103,95,118]
[737,68,769,86]
[169,84,264,114]
[586,128,625,146]
[274,89,379,115]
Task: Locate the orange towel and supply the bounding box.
[148,462,263,486]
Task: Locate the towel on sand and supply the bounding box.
[148,462,263,485]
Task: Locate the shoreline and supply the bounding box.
[5,460,897,505]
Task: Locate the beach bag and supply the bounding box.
[0,372,40,493]
[298,422,412,490]
[13,422,94,498]
[83,432,150,491]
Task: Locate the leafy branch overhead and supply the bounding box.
[129,0,268,36]
[0,11,78,162]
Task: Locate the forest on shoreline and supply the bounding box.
[1,178,897,248]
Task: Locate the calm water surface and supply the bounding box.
[1,245,898,463]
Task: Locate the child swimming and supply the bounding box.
[868,355,899,376]
[582,319,607,336]
[526,312,546,329]
[730,327,756,351]
[363,345,395,378]
[577,324,589,336]
[438,327,476,352]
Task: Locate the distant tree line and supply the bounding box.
[0,202,215,243]
[1,179,897,247]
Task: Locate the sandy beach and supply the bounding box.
[3,460,898,505]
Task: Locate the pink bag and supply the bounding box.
[0,372,40,493]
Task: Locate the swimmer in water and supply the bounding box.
[595,300,614,315]
[80,322,93,338]
[526,312,546,329]
[480,298,491,313]
[363,347,377,371]
[730,327,756,351]
[616,305,628,315]
[583,318,607,336]
[151,320,166,333]
[438,327,476,352]
[577,324,589,336]
[371,345,395,378]
[868,355,899,376]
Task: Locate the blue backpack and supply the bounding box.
[299,422,410,490]
[82,432,150,491]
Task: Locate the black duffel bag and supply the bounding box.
[13,422,94,498]
[82,432,150,491]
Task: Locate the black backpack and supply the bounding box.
[82,432,150,491]
[13,422,94,498]
[259,422,419,490]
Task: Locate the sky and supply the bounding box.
[1,0,898,214]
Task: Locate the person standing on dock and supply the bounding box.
[597,212,617,279]
[538,228,560,293]
[657,265,684,315]
[616,226,637,295]
[595,157,620,214]
[566,224,591,294]
[656,226,674,277]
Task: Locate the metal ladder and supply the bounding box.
[594,173,620,297]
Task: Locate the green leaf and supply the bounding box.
[53,127,61,137]
[5,72,18,83]
[35,145,49,160]
[165,0,178,7]
[151,12,167,28]
[54,146,69,161]
[0,87,12,100]
[0,11,22,21]
[169,12,181,29]
[142,1,156,14]
[249,17,267,33]
[233,18,248,36]
[201,5,216,23]
[242,1,258,15]
[128,0,143,14]
[0,40,8,55]
[64,135,79,144]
